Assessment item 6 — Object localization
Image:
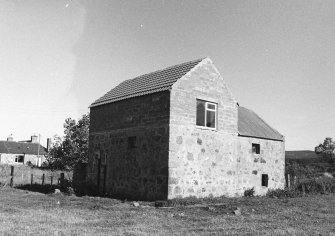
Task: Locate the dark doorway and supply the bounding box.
[262,174,268,187]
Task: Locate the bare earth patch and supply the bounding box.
[0,188,335,235]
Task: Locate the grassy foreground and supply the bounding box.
[0,188,335,235]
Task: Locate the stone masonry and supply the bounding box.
[168,58,240,198]
[168,59,285,198]
[87,57,285,200]
[88,91,170,200]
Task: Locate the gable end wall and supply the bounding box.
[168,59,240,198]
[168,59,285,198]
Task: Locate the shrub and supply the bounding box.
[297,177,335,194]
[266,188,302,198]
[73,182,99,196]
[163,195,229,207]
[267,176,335,198]
[26,161,35,168]
[167,196,203,207]
[16,184,58,194]
[285,162,321,178]
[244,187,255,197]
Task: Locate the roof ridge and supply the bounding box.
[90,57,206,107]
[129,57,206,82]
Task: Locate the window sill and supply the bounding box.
[196,125,217,131]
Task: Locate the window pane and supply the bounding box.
[206,110,216,128]
[196,100,205,126]
[207,103,216,110]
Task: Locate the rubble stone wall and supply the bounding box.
[236,136,285,195]
[168,58,240,198]
[88,91,170,200]
[168,58,285,198]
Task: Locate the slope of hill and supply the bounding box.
[285,150,333,173]
[285,150,322,160]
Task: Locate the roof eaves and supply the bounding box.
[246,108,283,138]
[90,86,171,108]
[238,134,284,142]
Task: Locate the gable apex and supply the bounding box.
[173,57,238,105]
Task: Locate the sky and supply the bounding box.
[0,0,334,150]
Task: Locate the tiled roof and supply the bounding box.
[90,58,204,107]
[0,141,47,155]
[238,106,284,141]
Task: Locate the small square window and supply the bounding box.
[196,99,217,129]
[128,136,137,149]
[252,143,260,154]
[262,174,268,187]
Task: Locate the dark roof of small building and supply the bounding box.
[0,141,47,155]
[90,58,204,107]
[238,106,284,141]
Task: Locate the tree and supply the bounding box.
[46,113,89,170]
[315,137,335,163]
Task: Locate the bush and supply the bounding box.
[267,176,335,198]
[26,161,35,168]
[266,188,302,198]
[285,162,321,178]
[167,196,204,207]
[244,187,255,197]
[16,184,59,194]
[73,182,99,197]
[297,177,335,194]
[161,195,229,207]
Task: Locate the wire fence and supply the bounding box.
[0,164,72,187]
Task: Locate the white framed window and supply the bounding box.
[196,99,217,129]
[15,155,24,163]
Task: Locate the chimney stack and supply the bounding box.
[47,138,52,152]
[31,135,38,143]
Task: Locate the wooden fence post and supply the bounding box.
[42,173,45,185]
[60,173,65,187]
[10,166,14,187]
[287,174,290,189]
[31,174,33,185]
[50,176,53,185]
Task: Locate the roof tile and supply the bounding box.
[90,58,204,107]
[0,141,47,155]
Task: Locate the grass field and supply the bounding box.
[0,188,335,235]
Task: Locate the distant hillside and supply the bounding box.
[285,150,322,160]
[286,150,333,172]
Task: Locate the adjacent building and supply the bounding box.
[0,135,48,166]
[87,57,285,200]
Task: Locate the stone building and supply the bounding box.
[87,57,285,200]
[0,135,48,167]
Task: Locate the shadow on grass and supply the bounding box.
[16,184,60,194]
